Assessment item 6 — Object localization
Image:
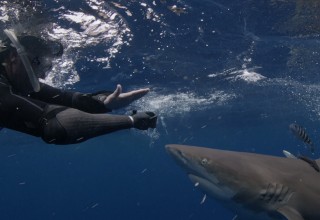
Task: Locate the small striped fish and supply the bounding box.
[289,123,315,154]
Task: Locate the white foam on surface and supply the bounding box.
[0,0,132,88]
[134,89,236,116]
[43,1,131,87]
[208,67,266,83]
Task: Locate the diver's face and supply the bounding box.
[29,55,52,79]
[4,49,35,93]
[5,49,27,80]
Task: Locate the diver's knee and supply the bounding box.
[41,117,68,144]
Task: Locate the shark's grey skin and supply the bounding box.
[165,144,320,220]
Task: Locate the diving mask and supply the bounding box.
[3,30,63,92]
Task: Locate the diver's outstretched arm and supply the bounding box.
[41,107,157,145]
[30,83,111,113]
[31,83,150,113]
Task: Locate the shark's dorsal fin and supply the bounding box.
[277,206,304,220]
[297,155,320,172]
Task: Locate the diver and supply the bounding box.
[0,29,157,145]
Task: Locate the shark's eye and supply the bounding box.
[201,158,208,165]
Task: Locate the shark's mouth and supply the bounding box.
[188,174,235,200]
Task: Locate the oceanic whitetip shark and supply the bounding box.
[165,144,320,220]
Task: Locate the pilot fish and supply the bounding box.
[289,123,315,154]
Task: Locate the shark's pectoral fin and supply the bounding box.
[277,206,304,220]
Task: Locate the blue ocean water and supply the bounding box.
[0,0,320,219]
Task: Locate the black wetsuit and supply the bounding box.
[0,74,135,144]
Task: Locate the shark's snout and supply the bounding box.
[165,144,188,165]
[165,144,179,156]
[165,144,184,155]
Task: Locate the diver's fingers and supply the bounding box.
[119,88,150,99]
[110,84,122,99]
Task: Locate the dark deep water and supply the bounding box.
[0,0,320,219]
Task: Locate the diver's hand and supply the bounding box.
[130,110,157,130]
[103,84,150,110]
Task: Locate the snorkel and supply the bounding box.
[4,29,40,92]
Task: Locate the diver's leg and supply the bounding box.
[0,85,47,136]
[41,108,133,144]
